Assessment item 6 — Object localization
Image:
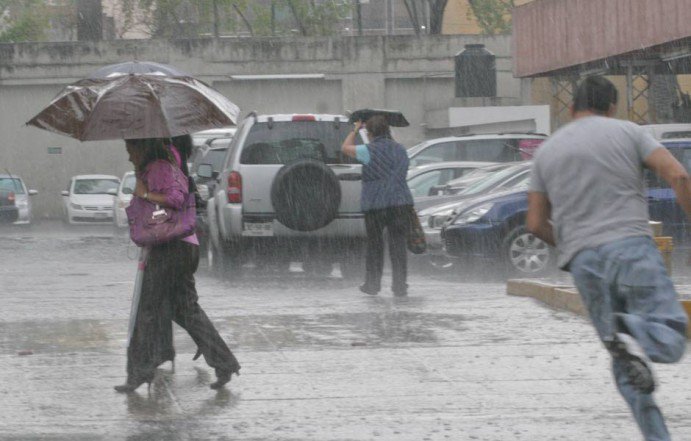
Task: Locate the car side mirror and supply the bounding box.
[197,163,213,179]
[28,189,38,196]
[106,188,117,196]
[61,190,69,196]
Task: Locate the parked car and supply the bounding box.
[202,113,365,277]
[441,184,553,277]
[191,126,237,149]
[418,166,533,271]
[435,163,514,195]
[0,189,18,224]
[642,123,691,140]
[61,175,120,224]
[0,174,37,224]
[440,138,691,276]
[193,137,232,200]
[407,133,547,168]
[113,171,135,228]
[407,161,494,200]
[414,161,531,212]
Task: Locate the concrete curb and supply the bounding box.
[507,279,691,338]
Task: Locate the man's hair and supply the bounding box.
[573,76,618,115]
[365,115,391,139]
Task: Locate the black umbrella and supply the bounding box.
[89,61,188,79]
[348,108,410,127]
[27,62,239,141]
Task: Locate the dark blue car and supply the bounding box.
[442,139,691,276]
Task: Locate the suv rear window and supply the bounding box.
[240,121,360,165]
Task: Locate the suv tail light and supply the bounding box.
[7,191,15,203]
[227,171,242,203]
[292,115,316,122]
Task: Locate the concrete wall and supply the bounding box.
[0,34,526,219]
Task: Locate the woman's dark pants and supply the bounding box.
[127,241,239,381]
[364,205,409,295]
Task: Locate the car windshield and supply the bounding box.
[446,164,510,188]
[459,165,527,196]
[240,121,361,165]
[74,179,119,194]
[195,148,227,173]
[0,178,24,194]
[122,175,136,194]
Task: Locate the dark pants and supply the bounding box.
[364,205,410,294]
[127,241,240,381]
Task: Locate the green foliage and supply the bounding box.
[0,0,50,42]
[468,0,514,35]
[119,0,350,38]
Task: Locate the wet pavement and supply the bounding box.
[1,222,690,440]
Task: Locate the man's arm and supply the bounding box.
[341,121,362,158]
[644,148,691,218]
[527,191,555,246]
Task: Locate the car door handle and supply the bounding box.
[338,173,362,181]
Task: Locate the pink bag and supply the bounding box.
[126,197,195,246]
[125,160,196,247]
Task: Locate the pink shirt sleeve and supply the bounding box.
[144,160,187,210]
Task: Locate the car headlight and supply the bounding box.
[418,214,429,227]
[453,203,494,225]
[70,202,83,210]
[428,209,454,229]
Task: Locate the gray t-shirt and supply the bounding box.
[530,116,662,269]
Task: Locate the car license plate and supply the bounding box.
[243,221,273,236]
[94,212,108,219]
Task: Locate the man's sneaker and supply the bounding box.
[610,332,657,394]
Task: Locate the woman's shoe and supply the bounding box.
[114,373,154,393]
[359,284,379,295]
[210,367,240,390]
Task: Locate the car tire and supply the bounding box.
[271,159,342,232]
[502,226,554,278]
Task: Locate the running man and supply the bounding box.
[527,76,689,441]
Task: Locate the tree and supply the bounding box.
[468,0,514,35]
[0,0,75,42]
[399,0,448,35]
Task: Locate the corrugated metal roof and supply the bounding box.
[513,0,691,77]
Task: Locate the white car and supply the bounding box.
[0,174,38,225]
[61,174,120,224]
[113,171,136,228]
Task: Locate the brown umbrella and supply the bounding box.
[27,73,239,141]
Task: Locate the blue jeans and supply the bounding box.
[570,236,687,441]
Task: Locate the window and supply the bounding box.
[455,139,521,162]
[73,179,119,195]
[121,175,136,195]
[0,178,24,194]
[410,142,456,167]
[240,121,360,165]
[408,168,458,197]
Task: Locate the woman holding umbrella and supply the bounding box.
[341,114,414,297]
[115,138,240,392]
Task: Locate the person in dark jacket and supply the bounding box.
[342,115,414,296]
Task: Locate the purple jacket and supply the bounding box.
[128,159,197,245]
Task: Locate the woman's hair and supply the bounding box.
[171,134,194,178]
[128,138,175,172]
[365,115,391,139]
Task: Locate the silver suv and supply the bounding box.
[203,113,366,277]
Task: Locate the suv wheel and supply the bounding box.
[503,226,554,277]
[271,160,342,231]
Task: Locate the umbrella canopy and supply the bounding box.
[27,74,239,141]
[348,108,410,127]
[89,61,188,79]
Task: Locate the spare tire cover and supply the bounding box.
[271,159,342,231]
